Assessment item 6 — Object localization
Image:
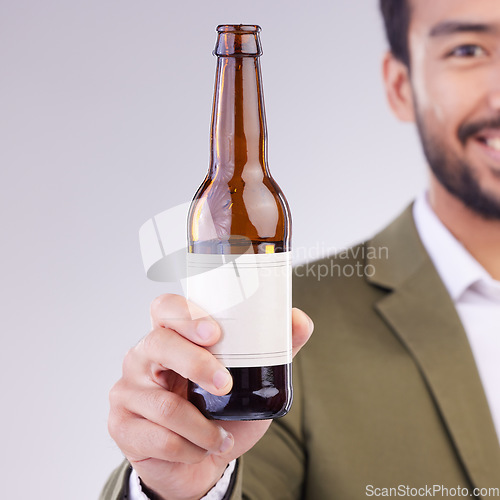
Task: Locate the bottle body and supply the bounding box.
[186,25,292,420]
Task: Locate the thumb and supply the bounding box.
[291,308,314,358]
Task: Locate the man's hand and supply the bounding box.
[108,294,314,500]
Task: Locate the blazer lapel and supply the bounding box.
[367,205,500,490]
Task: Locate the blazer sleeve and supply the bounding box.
[99,460,131,500]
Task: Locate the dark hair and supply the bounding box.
[379,0,412,68]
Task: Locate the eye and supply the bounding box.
[447,44,486,58]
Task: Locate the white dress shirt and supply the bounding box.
[130,193,500,498]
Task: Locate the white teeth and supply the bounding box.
[485,137,500,151]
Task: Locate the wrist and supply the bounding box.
[131,460,236,500]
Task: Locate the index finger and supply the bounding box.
[150,294,222,347]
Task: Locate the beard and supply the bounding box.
[414,108,500,220]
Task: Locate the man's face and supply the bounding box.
[408,0,500,219]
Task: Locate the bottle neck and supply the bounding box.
[210,55,268,178]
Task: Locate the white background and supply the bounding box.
[0,0,426,498]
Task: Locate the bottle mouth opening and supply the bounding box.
[217,24,261,34]
[214,24,263,57]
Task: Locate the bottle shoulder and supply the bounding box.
[188,169,291,245]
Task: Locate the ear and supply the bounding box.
[382,50,415,122]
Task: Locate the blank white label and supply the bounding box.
[184,252,292,368]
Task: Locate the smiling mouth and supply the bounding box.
[471,133,500,174]
[476,136,500,151]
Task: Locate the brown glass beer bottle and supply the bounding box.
[186,25,292,420]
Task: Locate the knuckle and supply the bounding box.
[150,293,171,316]
[108,380,125,409]
[107,411,127,444]
[150,293,185,321]
[151,392,182,420]
[141,328,164,355]
[121,347,137,374]
[161,429,181,455]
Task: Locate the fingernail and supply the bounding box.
[197,321,216,341]
[218,429,234,455]
[213,368,232,390]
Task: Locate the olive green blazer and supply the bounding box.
[101,205,500,499]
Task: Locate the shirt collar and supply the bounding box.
[413,192,500,303]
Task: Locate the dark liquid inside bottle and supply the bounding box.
[189,364,292,420]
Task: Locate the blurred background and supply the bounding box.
[0,0,426,498]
